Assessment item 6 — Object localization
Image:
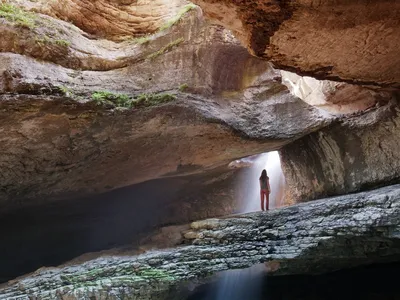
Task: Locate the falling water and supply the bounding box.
[242,151,285,213]
[201,151,285,300]
[205,264,267,300]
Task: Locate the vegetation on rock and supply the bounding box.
[128,35,151,45]
[92,91,131,108]
[0,3,36,28]
[159,3,197,32]
[92,91,176,109]
[147,38,184,60]
[179,83,189,92]
[132,93,176,108]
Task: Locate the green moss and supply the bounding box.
[35,36,52,45]
[159,3,197,32]
[131,93,176,108]
[147,38,184,60]
[35,36,70,47]
[139,269,176,281]
[91,91,175,109]
[127,35,151,45]
[0,3,36,28]
[57,86,73,96]
[178,83,189,92]
[60,266,177,289]
[55,39,71,47]
[92,91,131,108]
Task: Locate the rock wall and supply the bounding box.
[280,95,400,203]
[14,0,190,41]
[191,0,400,89]
[0,3,335,206]
[280,70,390,114]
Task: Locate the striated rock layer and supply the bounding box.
[0,167,245,283]
[191,0,400,88]
[0,6,333,206]
[280,70,391,114]
[1,184,399,299]
[280,94,400,204]
[14,0,190,41]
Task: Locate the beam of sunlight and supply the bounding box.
[241,151,285,213]
[204,152,285,300]
[207,264,267,300]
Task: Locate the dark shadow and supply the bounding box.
[0,166,239,283]
[0,177,188,283]
[187,261,400,300]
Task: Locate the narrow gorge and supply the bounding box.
[0,0,399,299]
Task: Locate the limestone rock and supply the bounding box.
[0,8,333,206]
[280,70,390,114]
[1,184,399,299]
[280,95,400,203]
[14,0,191,41]
[191,0,400,88]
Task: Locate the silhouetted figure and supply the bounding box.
[259,169,270,211]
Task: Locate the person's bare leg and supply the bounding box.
[266,193,270,211]
[260,190,265,211]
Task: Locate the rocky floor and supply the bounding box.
[0,166,242,283]
[1,184,399,299]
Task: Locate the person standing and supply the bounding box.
[259,169,270,211]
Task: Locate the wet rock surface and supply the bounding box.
[1,184,399,299]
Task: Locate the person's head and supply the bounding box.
[260,169,267,180]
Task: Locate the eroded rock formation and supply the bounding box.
[1,184,399,299]
[280,94,400,203]
[191,0,400,88]
[14,0,190,41]
[0,3,334,207]
[0,167,245,283]
[280,70,390,114]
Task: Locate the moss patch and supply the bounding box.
[131,93,176,108]
[55,39,71,47]
[147,38,184,60]
[127,35,151,45]
[60,266,177,289]
[0,3,36,28]
[91,91,176,109]
[159,3,197,32]
[178,83,189,92]
[92,91,131,108]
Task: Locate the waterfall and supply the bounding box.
[241,151,285,213]
[198,151,285,300]
[207,264,267,300]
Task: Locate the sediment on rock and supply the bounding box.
[1,184,399,299]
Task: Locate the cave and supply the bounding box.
[0,0,399,299]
